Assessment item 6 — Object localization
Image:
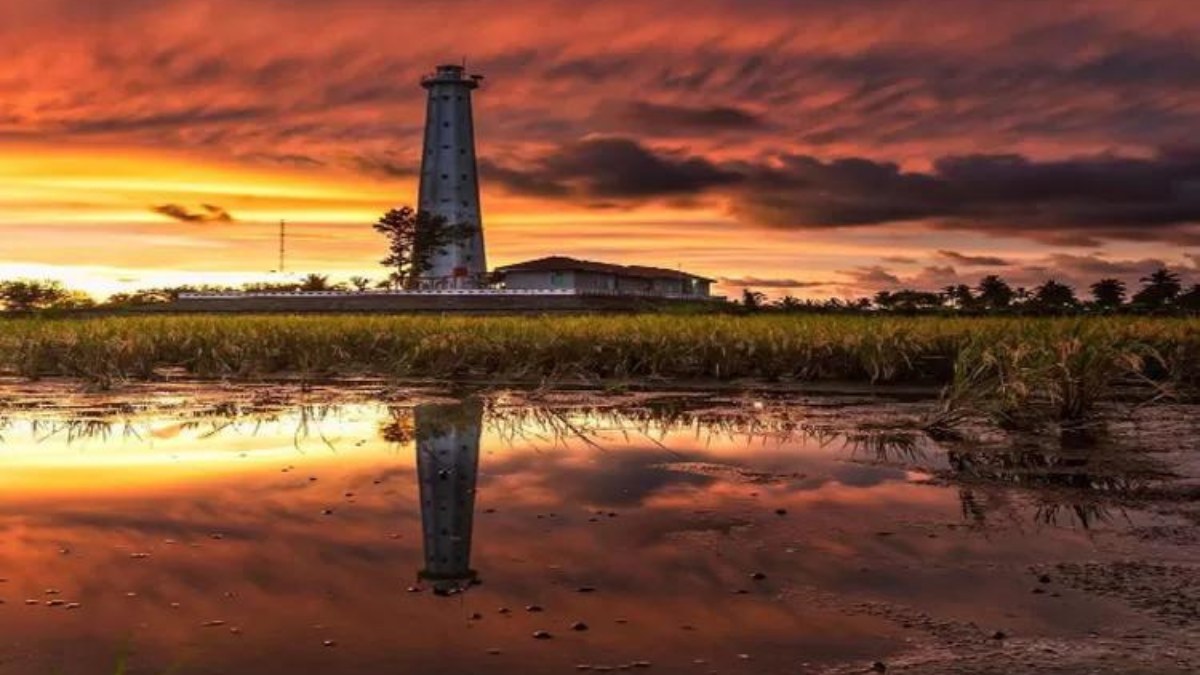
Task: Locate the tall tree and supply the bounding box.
[942,284,976,310]
[299,274,332,292]
[976,275,1015,310]
[741,289,766,310]
[0,279,72,312]
[1177,285,1200,313]
[1132,267,1183,309]
[1030,279,1078,313]
[372,206,472,289]
[1089,278,1126,309]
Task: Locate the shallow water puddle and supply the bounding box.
[0,392,1186,674]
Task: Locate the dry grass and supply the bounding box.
[1,315,1197,413]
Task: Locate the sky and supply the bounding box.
[2,0,1199,299]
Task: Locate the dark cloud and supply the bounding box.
[840,266,903,289]
[484,137,743,199]
[488,138,1200,245]
[152,203,234,223]
[65,106,269,135]
[615,101,766,132]
[880,256,919,264]
[351,155,418,179]
[937,250,1011,266]
[718,276,833,289]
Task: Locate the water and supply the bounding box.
[0,387,1192,674]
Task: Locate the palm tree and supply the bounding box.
[774,295,802,311]
[1132,268,1182,309]
[349,276,372,292]
[741,289,766,310]
[977,275,1015,310]
[1089,278,1126,310]
[1031,279,1078,313]
[299,273,332,292]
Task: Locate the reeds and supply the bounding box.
[1,316,1197,405]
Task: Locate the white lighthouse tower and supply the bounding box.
[415,398,483,595]
[417,64,487,289]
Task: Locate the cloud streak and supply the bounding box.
[152,204,234,223]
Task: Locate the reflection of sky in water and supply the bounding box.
[0,397,1157,674]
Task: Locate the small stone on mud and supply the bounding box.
[45,599,64,607]
[229,627,242,635]
[202,620,226,627]
[486,648,502,655]
[1032,587,1046,595]
[323,639,337,647]
[992,631,1007,640]
[532,630,553,640]
[65,602,81,610]
[1038,574,1052,584]
[578,586,596,593]
[25,599,38,605]
[774,509,787,516]
[498,607,511,614]
[632,661,652,668]
[526,604,544,612]
[406,586,421,593]
[750,572,766,581]
[469,612,483,620]
[871,661,887,672]
[322,508,334,516]
[130,552,151,559]
[571,621,589,631]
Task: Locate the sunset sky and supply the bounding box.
[2,0,1199,298]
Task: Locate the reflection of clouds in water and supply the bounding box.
[483,448,717,508]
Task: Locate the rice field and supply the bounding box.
[2,313,1198,394]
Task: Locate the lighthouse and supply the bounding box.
[415,398,483,595]
[417,64,488,288]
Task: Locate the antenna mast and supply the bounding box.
[279,219,286,274]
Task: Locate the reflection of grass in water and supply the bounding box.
[2,315,1197,394]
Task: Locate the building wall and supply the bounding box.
[503,270,575,290]
[574,271,618,291]
[503,270,707,295]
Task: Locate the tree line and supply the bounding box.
[0,206,477,312]
[742,268,1200,315]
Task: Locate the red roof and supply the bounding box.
[496,256,714,282]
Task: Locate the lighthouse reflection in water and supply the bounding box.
[414,398,483,595]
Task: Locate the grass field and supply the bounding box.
[1,311,1197,389]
